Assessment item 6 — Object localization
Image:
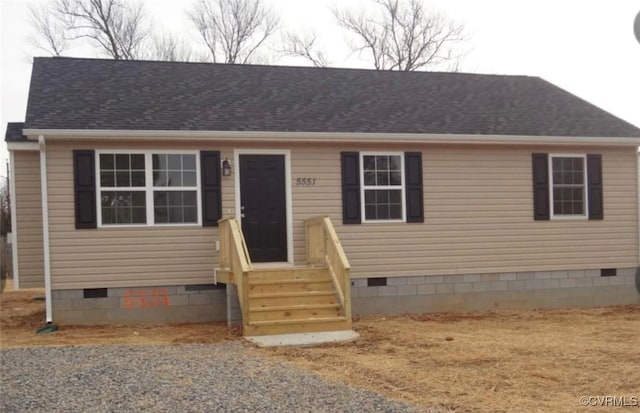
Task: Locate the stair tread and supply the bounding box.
[249,291,336,299]
[249,278,331,285]
[249,316,348,326]
[250,303,341,312]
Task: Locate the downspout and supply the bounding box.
[9,151,19,289]
[39,136,53,323]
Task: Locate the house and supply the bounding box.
[6,57,640,336]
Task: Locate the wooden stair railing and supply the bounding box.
[304,216,352,321]
[218,218,252,332]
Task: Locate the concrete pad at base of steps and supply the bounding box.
[245,330,359,347]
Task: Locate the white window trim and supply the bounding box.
[360,151,406,223]
[95,149,202,228]
[549,153,589,220]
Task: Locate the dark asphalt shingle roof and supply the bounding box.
[5,122,26,142]
[18,57,640,138]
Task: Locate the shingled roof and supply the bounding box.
[5,122,26,142]
[20,57,640,138]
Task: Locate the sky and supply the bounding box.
[1,0,639,174]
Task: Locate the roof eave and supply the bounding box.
[21,129,640,147]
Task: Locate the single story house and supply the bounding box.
[6,57,640,335]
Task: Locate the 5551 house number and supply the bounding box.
[295,177,316,186]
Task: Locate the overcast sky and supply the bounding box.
[1,0,639,173]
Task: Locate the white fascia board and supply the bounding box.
[6,142,40,151]
[21,129,640,147]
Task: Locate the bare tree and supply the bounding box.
[29,0,150,60]
[281,31,329,68]
[334,0,467,71]
[29,4,70,56]
[188,0,278,64]
[150,34,194,62]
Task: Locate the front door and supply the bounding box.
[239,154,287,262]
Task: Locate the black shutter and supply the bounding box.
[404,152,424,223]
[73,150,97,229]
[587,154,603,220]
[341,152,361,224]
[532,153,550,220]
[201,151,222,226]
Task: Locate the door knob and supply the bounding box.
[241,213,245,218]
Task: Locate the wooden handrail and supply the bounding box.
[305,216,351,319]
[219,218,252,329]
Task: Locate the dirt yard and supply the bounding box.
[1,285,639,412]
[260,307,640,412]
[0,285,238,348]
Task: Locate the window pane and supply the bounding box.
[182,154,196,170]
[169,207,183,222]
[364,190,375,203]
[168,154,182,170]
[131,207,146,223]
[100,154,114,170]
[376,156,388,170]
[183,171,197,187]
[153,170,167,186]
[390,171,402,186]
[101,191,146,225]
[168,171,181,187]
[153,154,166,170]
[154,207,168,223]
[364,171,375,185]
[389,204,402,219]
[115,154,130,169]
[389,156,401,171]
[183,207,197,222]
[100,171,115,187]
[131,154,145,170]
[169,191,183,205]
[363,156,376,171]
[364,189,403,221]
[183,191,197,206]
[377,204,389,219]
[131,171,145,187]
[153,190,197,223]
[365,205,376,220]
[115,171,130,187]
[376,172,389,185]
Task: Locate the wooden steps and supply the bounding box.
[245,316,351,336]
[244,267,350,336]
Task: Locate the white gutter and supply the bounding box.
[21,129,640,147]
[8,151,19,290]
[38,136,53,323]
[637,149,640,265]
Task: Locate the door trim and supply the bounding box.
[234,149,293,265]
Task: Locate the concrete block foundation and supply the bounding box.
[52,284,227,324]
[51,267,640,324]
[351,267,640,316]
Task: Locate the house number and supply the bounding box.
[296,178,316,186]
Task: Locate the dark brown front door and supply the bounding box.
[239,154,287,262]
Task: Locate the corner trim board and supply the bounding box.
[38,136,53,323]
[8,151,19,289]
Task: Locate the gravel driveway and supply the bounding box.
[1,343,417,413]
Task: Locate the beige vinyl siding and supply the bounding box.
[13,151,45,288]
[45,140,638,289]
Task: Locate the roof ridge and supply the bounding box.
[34,56,535,79]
